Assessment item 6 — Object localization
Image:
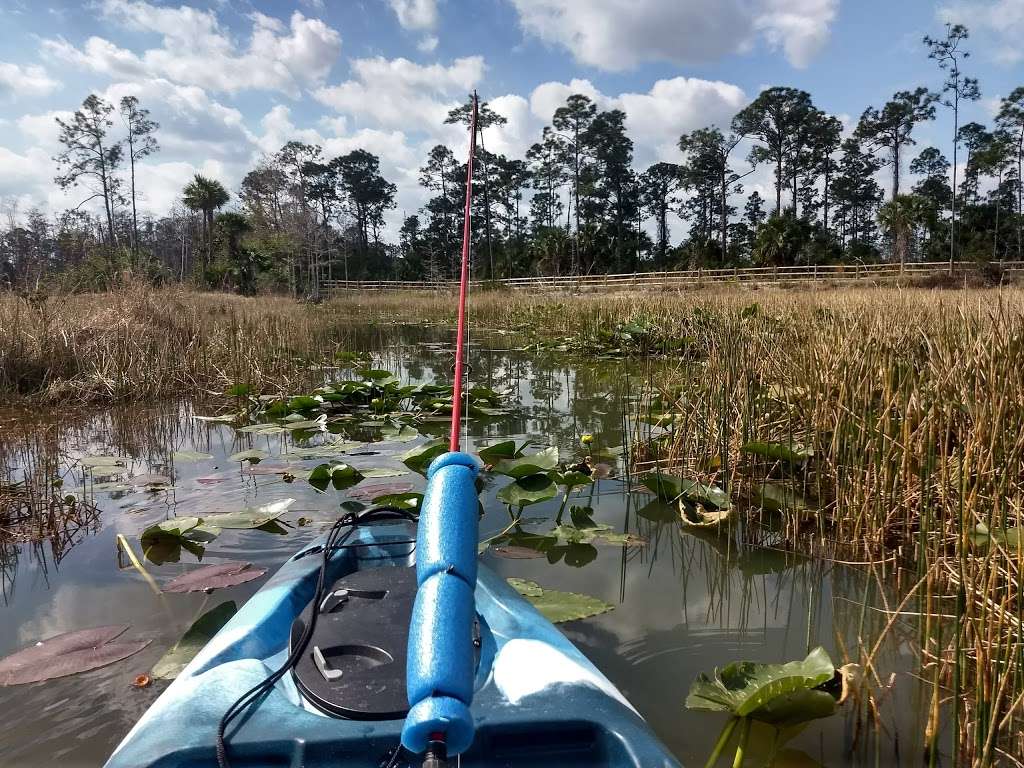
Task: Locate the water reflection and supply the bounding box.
[0,324,924,767]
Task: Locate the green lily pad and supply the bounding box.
[141,517,201,542]
[551,469,593,490]
[360,468,409,478]
[81,455,127,468]
[506,578,614,623]
[685,646,837,724]
[309,463,363,491]
[969,523,1023,551]
[152,602,237,680]
[201,499,294,529]
[381,424,419,442]
[172,451,214,463]
[492,446,559,479]
[496,474,557,507]
[372,492,423,511]
[642,472,730,509]
[229,449,267,464]
[741,441,814,464]
[401,438,448,475]
[236,423,287,435]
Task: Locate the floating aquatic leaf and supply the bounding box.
[371,492,423,511]
[229,448,267,464]
[642,472,731,509]
[172,451,213,463]
[360,467,409,478]
[636,499,679,523]
[141,517,202,543]
[401,438,448,474]
[969,523,1023,551]
[679,500,733,528]
[130,473,172,488]
[201,499,294,529]
[225,384,251,397]
[492,446,559,479]
[162,562,267,594]
[236,423,286,435]
[381,424,419,443]
[193,414,237,424]
[0,626,150,686]
[753,482,815,515]
[308,463,363,491]
[287,395,322,412]
[551,469,593,490]
[478,440,520,466]
[741,441,814,464]
[496,473,558,508]
[288,441,363,459]
[506,578,614,623]
[357,368,395,381]
[349,481,415,500]
[81,455,127,468]
[685,647,837,725]
[285,415,328,431]
[152,602,237,680]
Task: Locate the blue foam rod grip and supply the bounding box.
[416,452,480,585]
[406,574,475,705]
[402,696,474,755]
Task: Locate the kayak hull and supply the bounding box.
[105,519,680,767]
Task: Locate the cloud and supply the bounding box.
[417,35,440,53]
[313,55,484,128]
[0,61,61,100]
[388,0,439,30]
[529,76,748,163]
[41,1,342,96]
[509,0,837,70]
[939,0,1024,64]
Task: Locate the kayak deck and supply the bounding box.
[106,519,680,767]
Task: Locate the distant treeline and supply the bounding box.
[2,24,1022,294]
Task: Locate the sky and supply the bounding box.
[0,0,1022,237]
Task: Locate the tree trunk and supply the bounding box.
[128,134,138,265]
[775,156,783,214]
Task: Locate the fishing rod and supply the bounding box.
[400,91,482,768]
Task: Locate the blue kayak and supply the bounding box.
[104,515,680,767]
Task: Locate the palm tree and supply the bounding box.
[183,174,230,268]
[878,194,924,270]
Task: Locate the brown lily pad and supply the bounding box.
[0,625,150,686]
[162,561,267,594]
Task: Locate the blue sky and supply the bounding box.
[0,0,1021,233]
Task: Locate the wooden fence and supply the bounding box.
[323,260,1024,295]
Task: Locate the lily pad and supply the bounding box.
[152,602,237,680]
[679,500,734,529]
[371,492,423,511]
[381,424,419,442]
[492,446,559,479]
[360,467,409,478]
[642,472,731,509]
[81,455,127,468]
[162,562,267,594]
[229,449,267,464]
[685,646,836,724]
[172,451,214,463]
[969,522,1023,551]
[309,463,363,491]
[236,423,286,435]
[506,578,614,623]
[496,474,558,508]
[193,414,237,424]
[753,482,815,516]
[401,438,448,475]
[201,499,294,529]
[741,441,814,464]
[0,626,150,686]
[551,470,593,490]
[141,517,202,542]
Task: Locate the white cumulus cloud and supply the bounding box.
[0,61,61,101]
[388,0,439,30]
[42,1,342,96]
[509,0,838,70]
[314,55,484,128]
[939,0,1024,65]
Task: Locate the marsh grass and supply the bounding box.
[3,283,1024,762]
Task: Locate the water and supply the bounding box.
[0,325,933,767]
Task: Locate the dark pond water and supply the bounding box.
[0,324,936,767]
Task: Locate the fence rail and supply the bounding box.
[323,260,1024,295]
